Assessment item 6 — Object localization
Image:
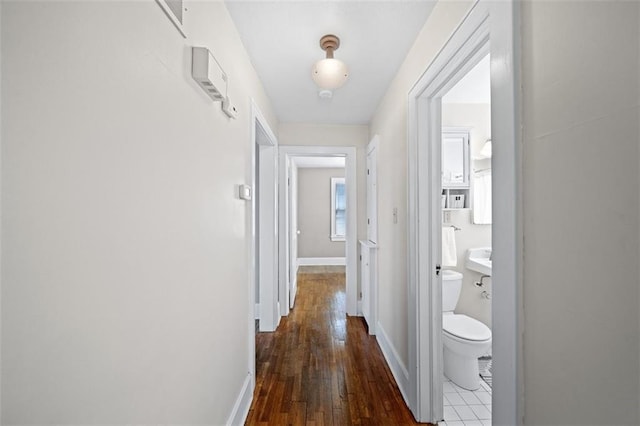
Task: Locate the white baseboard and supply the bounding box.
[226,373,253,426]
[376,321,410,404]
[297,257,346,266]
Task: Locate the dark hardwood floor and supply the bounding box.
[246,269,429,425]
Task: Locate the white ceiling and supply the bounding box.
[442,54,491,104]
[225,1,437,125]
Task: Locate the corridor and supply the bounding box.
[246,268,423,425]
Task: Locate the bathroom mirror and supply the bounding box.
[442,128,470,188]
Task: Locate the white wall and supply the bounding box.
[1,1,276,423]
[297,168,345,259]
[442,103,492,327]
[521,1,639,424]
[369,0,474,370]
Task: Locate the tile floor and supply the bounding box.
[438,377,492,426]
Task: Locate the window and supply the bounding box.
[331,177,346,241]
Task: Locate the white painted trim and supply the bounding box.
[254,303,259,320]
[376,322,410,404]
[278,146,358,316]
[248,99,279,396]
[225,373,253,426]
[330,177,347,241]
[406,1,522,424]
[366,135,380,155]
[297,257,346,266]
[248,100,258,395]
[407,3,490,419]
[357,301,363,316]
[366,135,379,245]
[255,104,279,333]
[489,2,523,423]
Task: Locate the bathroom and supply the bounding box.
[440,54,493,425]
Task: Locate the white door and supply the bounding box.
[360,244,370,320]
[289,163,298,308]
[366,136,379,244]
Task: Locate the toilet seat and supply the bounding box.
[443,314,491,341]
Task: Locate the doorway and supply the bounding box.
[439,52,493,423]
[290,155,346,311]
[406,2,522,425]
[278,146,358,317]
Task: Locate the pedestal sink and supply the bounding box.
[466,247,492,275]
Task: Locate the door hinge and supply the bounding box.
[360,255,362,261]
[367,218,370,225]
[436,264,441,276]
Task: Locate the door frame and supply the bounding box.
[278,145,358,316]
[366,135,379,244]
[407,1,522,424]
[249,99,279,339]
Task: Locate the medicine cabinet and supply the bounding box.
[442,127,470,209]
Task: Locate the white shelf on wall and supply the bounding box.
[442,188,470,209]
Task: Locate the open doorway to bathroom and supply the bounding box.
[439,53,493,426]
[406,2,520,424]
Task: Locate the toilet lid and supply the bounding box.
[443,314,491,341]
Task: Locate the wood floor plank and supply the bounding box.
[246,270,431,425]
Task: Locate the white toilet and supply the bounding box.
[442,270,492,390]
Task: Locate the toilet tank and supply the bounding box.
[442,270,463,312]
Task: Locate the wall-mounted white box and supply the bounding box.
[192,47,227,101]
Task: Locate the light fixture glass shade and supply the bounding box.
[480,140,492,158]
[312,58,349,90]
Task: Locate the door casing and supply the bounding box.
[278,146,358,317]
[407,1,523,424]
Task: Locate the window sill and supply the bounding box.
[330,236,346,242]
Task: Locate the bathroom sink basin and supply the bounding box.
[466,247,492,275]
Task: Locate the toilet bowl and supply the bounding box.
[442,270,492,390]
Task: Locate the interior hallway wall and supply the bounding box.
[521,1,639,424]
[297,167,346,259]
[1,1,277,423]
[369,0,474,373]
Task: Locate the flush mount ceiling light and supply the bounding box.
[312,34,349,92]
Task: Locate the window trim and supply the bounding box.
[330,177,346,242]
